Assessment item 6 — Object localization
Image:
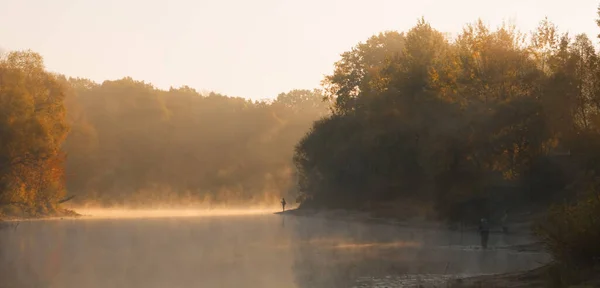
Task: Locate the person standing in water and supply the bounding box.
[501,210,509,234]
[479,218,490,249]
[281,198,287,212]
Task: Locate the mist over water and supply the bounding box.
[0,210,549,288]
[74,207,277,219]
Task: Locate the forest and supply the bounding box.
[295,18,600,220]
[0,52,329,212]
[63,81,329,207]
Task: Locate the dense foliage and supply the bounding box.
[535,187,600,267]
[294,17,600,222]
[0,51,69,215]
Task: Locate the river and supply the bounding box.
[0,211,550,288]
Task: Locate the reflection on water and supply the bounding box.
[289,216,549,288]
[0,213,549,288]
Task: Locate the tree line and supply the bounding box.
[1,51,329,214]
[2,12,600,225]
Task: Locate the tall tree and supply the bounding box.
[0,51,69,213]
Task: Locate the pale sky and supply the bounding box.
[1,0,599,100]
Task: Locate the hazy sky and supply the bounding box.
[1,0,599,100]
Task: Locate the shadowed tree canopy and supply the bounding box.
[294,17,600,222]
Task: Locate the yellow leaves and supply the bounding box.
[429,68,440,83]
[3,50,45,74]
[367,70,391,94]
[0,51,68,212]
[502,169,518,180]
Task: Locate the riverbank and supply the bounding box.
[448,265,550,288]
[0,208,80,223]
[448,264,600,288]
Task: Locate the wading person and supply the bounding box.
[479,218,490,249]
[281,198,287,212]
[501,210,508,234]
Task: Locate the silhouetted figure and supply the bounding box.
[281,198,287,212]
[501,210,508,234]
[479,218,490,249]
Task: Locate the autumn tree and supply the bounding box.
[0,50,69,214]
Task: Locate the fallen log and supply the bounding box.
[58,195,76,204]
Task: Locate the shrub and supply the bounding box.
[534,189,600,268]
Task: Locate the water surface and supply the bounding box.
[0,213,550,288]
